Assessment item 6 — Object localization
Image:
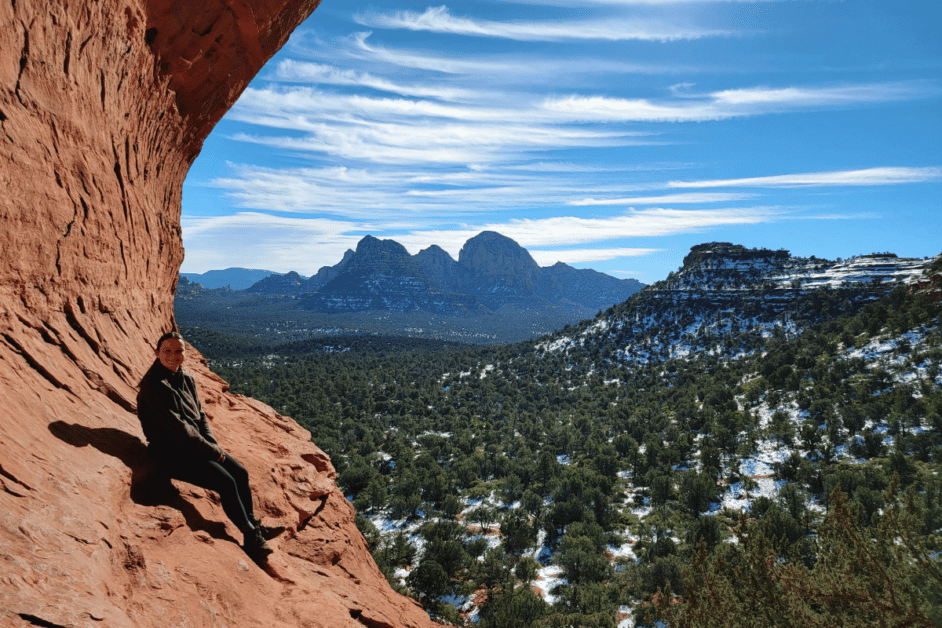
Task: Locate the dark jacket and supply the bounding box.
[137,359,221,463]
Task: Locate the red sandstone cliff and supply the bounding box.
[0,2,435,627]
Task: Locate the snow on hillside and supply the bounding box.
[665,250,934,293]
[790,255,930,289]
[514,300,937,622]
[537,250,938,366]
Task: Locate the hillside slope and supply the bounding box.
[539,243,940,363]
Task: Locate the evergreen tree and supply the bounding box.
[650,481,942,628]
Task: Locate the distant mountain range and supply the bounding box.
[176,239,940,345]
[175,232,644,343]
[191,231,644,315]
[180,267,287,290]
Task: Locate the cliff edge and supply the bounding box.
[0,1,433,626]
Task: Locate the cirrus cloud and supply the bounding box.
[542,81,939,122]
[669,167,942,188]
[354,5,735,42]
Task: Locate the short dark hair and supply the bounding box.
[155,331,184,352]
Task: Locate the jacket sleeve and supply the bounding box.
[138,375,222,460]
[184,373,219,446]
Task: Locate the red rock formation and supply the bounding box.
[0,1,434,626]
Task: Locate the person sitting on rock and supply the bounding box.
[136,331,282,562]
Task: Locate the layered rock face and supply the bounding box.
[302,236,478,314]
[0,1,433,627]
[458,231,543,304]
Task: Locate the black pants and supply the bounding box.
[153,452,257,535]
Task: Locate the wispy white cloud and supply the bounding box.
[528,247,659,266]
[233,85,503,123]
[354,5,734,42]
[182,212,356,238]
[342,31,515,75]
[570,191,754,205]
[711,83,938,106]
[226,79,934,173]
[409,207,793,256]
[226,124,640,166]
[273,59,477,101]
[542,81,939,122]
[181,213,363,273]
[226,85,651,166]
[208,160,932,228]
[480,207,789,243]
[226,79,933,174]
[669,166,942,188]
[205,164,423,216]
[232,84,655,133]
[337,32,699,77]
[228,131,501,167]
[205,163,657,216]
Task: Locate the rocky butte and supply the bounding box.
[0,1,434,627]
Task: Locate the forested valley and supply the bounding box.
[180,280,942,627]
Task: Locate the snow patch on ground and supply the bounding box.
[535,564,565,605]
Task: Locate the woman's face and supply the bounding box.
[156,338,186,372]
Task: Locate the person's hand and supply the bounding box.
[213,446,227,463]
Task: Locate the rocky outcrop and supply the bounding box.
[681,242,790,269]
[454,231,644,311]
[306,248,355,291]
[538,242,942,366]
[242,232,643,317]
[458,231,544,307]
[246,270,307,295]
[542,262,644,312]
[0,1,434,627]
[302,236,476,314]
[414,244,468,292]
[664,243,934,295]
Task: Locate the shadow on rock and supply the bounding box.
[48,421,236,543]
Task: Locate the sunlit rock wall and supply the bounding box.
[0,1,433,626]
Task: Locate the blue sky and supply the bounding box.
[181,0,941,284]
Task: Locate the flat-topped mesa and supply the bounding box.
[650,243,939,309]
[0,1,434,626]
[681,242,791,269]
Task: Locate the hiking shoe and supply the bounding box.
[251,516,286,540]
[243,528,274,562]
